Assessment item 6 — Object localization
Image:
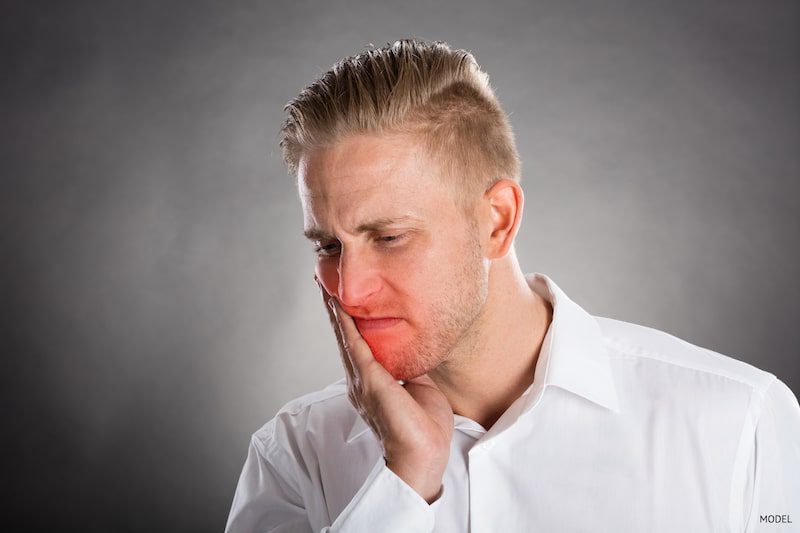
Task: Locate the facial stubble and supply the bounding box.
[364,222,489,381]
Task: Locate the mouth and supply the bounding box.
[353,317,403,331]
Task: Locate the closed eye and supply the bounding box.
[375,233,407,246]
[313,233,408,256]
[313,241,340,256]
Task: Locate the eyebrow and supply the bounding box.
[303,215,421,241]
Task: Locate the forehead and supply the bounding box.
[300,134,429,194]
[298,133,454,223]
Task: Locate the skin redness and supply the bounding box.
[299,133,489,381]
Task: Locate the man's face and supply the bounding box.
[299,133,489,381]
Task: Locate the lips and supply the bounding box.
[353,317,403,331]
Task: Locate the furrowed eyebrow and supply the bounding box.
[303,228,332,241]
[303,216,421,241]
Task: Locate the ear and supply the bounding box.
[481,179,524,260]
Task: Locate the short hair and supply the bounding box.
[280,39,521,210]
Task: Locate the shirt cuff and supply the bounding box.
[329,456,437,532]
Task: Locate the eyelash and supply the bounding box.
[313,234,407,255]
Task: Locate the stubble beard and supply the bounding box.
[371,226,489,381]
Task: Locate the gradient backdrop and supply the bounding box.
[2,1,797,531]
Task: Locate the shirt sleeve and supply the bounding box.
[327,456,439,532]
[225,424,441,533]
[224,431,313,533]
[741,378,800,532]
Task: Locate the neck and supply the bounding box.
[427,256,553,430]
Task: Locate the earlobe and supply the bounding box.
[484,179,524,259]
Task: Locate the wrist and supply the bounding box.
[385,458,446,503]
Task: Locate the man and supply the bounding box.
[226,39,799,532]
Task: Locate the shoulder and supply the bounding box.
[591,316,800,454]
[250,378,356,454]
[595,317,776,393]
[594,315,780,409]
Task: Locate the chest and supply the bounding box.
[311,419,735,533]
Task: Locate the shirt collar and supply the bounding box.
[523,272,620,414]
[346,272,620,443]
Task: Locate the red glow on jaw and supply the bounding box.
[356,322,413,380]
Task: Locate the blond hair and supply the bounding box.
[280,39,521,208]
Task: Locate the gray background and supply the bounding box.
[2,0,797,531]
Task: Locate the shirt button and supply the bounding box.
[480,440,495,451]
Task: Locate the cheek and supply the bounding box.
[398,245,446,295]
[315,253,414,297]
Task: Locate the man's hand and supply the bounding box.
[316,277,454,504]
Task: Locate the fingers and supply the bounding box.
[328,298,377,376]
[314,275,390,392]
[316,277,357,383]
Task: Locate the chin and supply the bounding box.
[366,340,431,381]
[375,352,421,381]
[375,350,437,381]
[385,364,426,382]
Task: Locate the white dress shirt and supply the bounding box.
[225,272,800,532]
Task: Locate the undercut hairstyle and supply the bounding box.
[279,39,521,210]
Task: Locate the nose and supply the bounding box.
[319,246,381,309]
[337,245,382,307]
